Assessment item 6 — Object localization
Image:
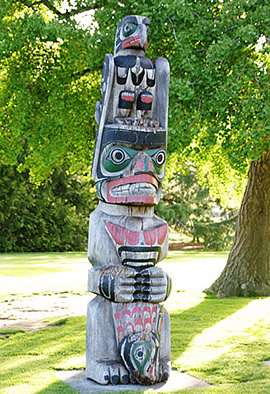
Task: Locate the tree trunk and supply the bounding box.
[206,151,270,297]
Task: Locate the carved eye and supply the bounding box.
[103,146,133,173]
[108,147,130,164]
[152,150,166,166]
[122,22,137,37]
[134,346,145,361]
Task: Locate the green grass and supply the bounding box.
[0,252,88,277]
[0,251,270,393]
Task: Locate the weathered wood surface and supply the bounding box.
[86,15,171,385]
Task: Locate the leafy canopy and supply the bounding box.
[0,0,269,183]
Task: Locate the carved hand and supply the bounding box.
[88,265,171,303]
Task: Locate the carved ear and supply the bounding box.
[152,58,170,131]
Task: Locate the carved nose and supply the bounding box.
[133,153,154,173]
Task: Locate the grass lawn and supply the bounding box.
[0,251,270,393]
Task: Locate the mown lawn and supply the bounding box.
[0,251,270,393]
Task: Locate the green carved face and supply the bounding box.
[103,145,166,175]
[132,341,153,374]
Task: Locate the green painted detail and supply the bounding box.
[103,146,166,174]
[132,341,152,374]
[123,23,137,38]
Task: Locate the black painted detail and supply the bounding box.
[141,293,150,302]
[99,274,115,302]
[96,127,166,179]
[117,15,138,28]
[116,67,128,85]
[147,74,155,87]
[101,126,166,148]
[116,37,122,46]
[122,374,129,384]
[111,375,119,385]
[137,92,152,111]
[118,246,161,255]
[114,56,153,69]
[122,258,156,266]
[119,90,135,109]
[142,17,150,25]
[131,68,145,86]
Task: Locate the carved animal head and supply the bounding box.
[114,15,150,56]
[95,126,167,205]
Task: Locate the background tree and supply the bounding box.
[0,163,96,252]
[0,0,269,295]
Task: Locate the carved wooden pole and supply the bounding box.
[86,15,171,385]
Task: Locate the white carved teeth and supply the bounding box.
[111,182,157,197]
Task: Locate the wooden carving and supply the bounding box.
[86,15,171,385]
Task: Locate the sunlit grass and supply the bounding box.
[0,251,270,393]
[0,252,88,277]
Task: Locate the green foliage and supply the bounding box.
[155,163,237,250]
[0,0,269,185]
[0,164,97,252]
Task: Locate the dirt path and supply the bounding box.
[0,293,93,332]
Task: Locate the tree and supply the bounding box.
[0,0,269,295]
[0,163,96,252]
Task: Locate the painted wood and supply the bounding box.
[86,15,171,386]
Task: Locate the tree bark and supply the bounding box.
[206,151,270,297]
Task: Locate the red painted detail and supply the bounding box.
[122,35,142,49]
[135,159,144,171]
[143,316,152,328]
[144,40,148,51]
[132,302,141,317]
[117,325,124,343]
[141,96,152,103]
[126,195,156,204]
[134,316,143,327]
[158,224,168,244]
[106,222,124,245]
[143,229,158,245]
[149,365,154,380]
[121,304,131,320]
[106,222,139,245]
[114,305,120,321]
[120,226,139,245]
[107,174,158,204]
[126,321,134,332]
[145,158,154,172]
[122,93,134,101]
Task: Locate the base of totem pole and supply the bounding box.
[56,369,210,392]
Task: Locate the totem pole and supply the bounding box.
[86,15,171,385]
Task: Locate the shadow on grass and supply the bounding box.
[170,296,252,365]
[0,316,86,392]
[0,297,255,393]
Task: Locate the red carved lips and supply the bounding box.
[106,174,159,204]
[123,35,143,49]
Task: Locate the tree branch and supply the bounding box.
[19,0,105,19]
[168,17,194,70]
[40,0,63,17]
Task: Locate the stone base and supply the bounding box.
[56,369,210,393]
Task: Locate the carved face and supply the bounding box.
[93,122,167,206]
[97,143,166,205]
[114,15,150,56]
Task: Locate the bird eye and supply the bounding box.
[122,22,137,37]
[108,147,130,165]
[152,150,166,166]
